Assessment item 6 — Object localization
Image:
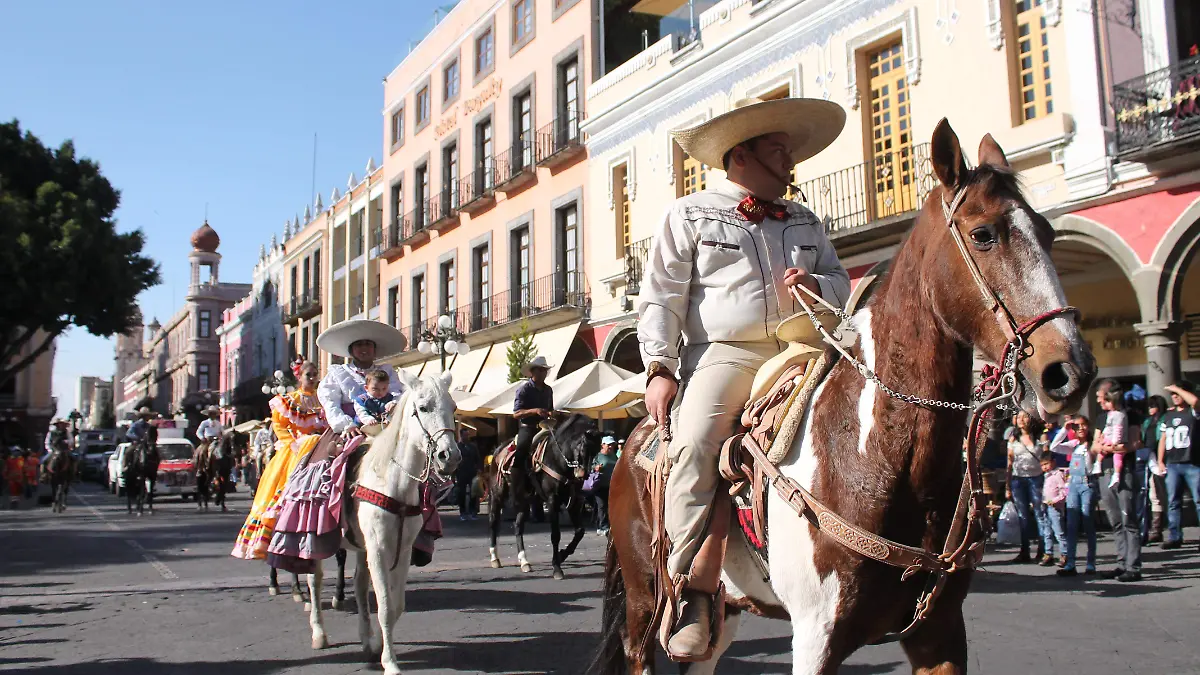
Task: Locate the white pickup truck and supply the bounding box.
[107,429,197,500]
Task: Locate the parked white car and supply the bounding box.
[108,438,197,499]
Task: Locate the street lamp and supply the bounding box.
[261,369,295,397]
[416,313,470,368]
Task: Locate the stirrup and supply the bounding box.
[659,580,726,663]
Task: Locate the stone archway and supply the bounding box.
[603,326,643,375]
[1148,197,1200,322]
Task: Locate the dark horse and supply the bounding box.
[46,446,75,513]
[489,413,602,579]
[136,427,160,516]
[591,121,1095,674]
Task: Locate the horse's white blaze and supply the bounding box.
[768,377,842,673]
[854,309,876,456]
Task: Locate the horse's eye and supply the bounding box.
[418,404,432,413]
[969,227,996,249]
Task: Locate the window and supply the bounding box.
[198,364,211,391]
[300,326,309,359]
[867,40,917,217]
[559,58,579,140]
[390,181,404,235]
[444,59,460,103]
[310,320,319,360]
[512,226,531,311]
[443,143,459,210]
[615,165,631,250]
[1012,0,1054,121]
[682,153,707,195]
[290,266,299,305]
[476,28,494,74]
[476,119,494,191]
[416,165,430,226]
[412,274,427,328]
[301,258,310,296]
[473,244,490,328]
[513,0,534,46]
[387,286,400,327]
[390,108,404,147]
[440,260,456,314]
[312,250,321,296]
[557,205,579,295]
[515,92,533,167]
[416,86,431,127]
[199,310,211,338]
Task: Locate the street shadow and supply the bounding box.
[405,586,592,615]
[0,581,69,589]
[0,637,69,647]
[0,656,53,666]
[0,602,93,616]
[0,622,66,632]
[5,651,369,675]
[397,632,589,673]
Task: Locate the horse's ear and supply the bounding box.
[395,368,420,393]
[439,370,454,390]
[931,118,969,191]
[977,133,1010,169]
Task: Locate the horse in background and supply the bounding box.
[133,425,160,515]
[488,413,602,579]
[46,445,76,513]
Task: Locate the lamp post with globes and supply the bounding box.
[417,314,471,369]
[261,370,297,398]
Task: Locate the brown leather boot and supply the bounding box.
[1149,512,1164,543]
[667,589,712,658]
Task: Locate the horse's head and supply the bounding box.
[922,119,1095,416]
[391,369,462,480]
[553,414,602,480]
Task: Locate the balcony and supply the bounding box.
[1114,54,1200,160]
[428,190,460,232]
[395,271,590,354]
[459,163,499,215]
[494,141,536,192]
[284,290,322,324]
[793,143,935,248]
[403,206,433,246]
[369,226,383,256]
[535,112,586,169]
[624,236,653,296]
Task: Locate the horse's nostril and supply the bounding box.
[437,450,450,462]
[1041,361,1077,396]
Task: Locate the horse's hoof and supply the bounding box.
[304,601,312,612]
[311,634,328,650]
[268,586,280,596]
[292,594,304,603]
[520,563,533,573]
[552,569,565,581]
[331,597,343,611]
[490,559,502,569]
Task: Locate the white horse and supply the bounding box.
[305,370,461,675]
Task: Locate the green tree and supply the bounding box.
[0,120,160,387]
[506,319,537,384]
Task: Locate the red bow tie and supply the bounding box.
[737,195,788,223]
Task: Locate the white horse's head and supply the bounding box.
[370,370,461,486]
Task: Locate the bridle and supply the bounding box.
[777,181,1081,643]
[534,417,589,484]
[394,402,456,483]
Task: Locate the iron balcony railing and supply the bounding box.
[495,139,535,186]
[431,189,459,224]
[397,271,589,352]
[351,293,365,316]
[459,162,499,206]
[286,289,322,321]
[1114,54,1200,157]
[369,226,383,253]
[624,236,653,295]
[793,142,935,234]
[535,112,586,164]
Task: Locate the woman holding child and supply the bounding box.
[1051,415,1098,576]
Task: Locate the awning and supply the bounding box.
[448,342,491,393]
[471,338,515,396]
[631,0,687,16]
[401,361,426,377]
[422,354,455,377]
[566,372,646,413]
[532,321,582,381]
[456,380,524,417]
[488,360,637,415]
[233,420,266,433]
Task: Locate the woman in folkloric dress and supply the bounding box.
[231,360,326,560]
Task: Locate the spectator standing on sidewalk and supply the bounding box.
[592,436,619,535]
[1041,452,1069,566]
[1092,379,1143,582]
[1156,382,1199,550]
[1007,411,1048,563]
[22,449,39,500]
[456,428,480,521]
[6,447,25,508]
[1054,416,1098,576]
[1142,395,1169,544]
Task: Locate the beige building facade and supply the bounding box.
[375,0,597,396]
[1,332,56,449]
[583,0,1200,403]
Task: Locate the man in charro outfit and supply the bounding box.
[639,97,851,657]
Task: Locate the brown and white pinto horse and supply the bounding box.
[592,120,1096,675]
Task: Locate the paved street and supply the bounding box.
[3,483,1200,674]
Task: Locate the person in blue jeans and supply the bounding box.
[1156,382,1199,549]
[1007,411,1048,562]
[1052,416,1097,576]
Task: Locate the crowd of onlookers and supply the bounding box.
[0,445,45,508]
[981,377,1200,581]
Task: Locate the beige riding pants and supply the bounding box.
[665,339,782,578]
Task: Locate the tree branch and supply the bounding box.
[0,329,63,390]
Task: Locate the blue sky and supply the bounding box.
[1,0,453,416]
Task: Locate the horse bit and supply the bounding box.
[390,406,456,482]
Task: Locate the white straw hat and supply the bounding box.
[317,319,409,359]
[521,355,553,376]
[672,97,845,170]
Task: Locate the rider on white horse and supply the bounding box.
[639,96,850,658]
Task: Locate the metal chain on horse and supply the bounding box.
[390,406,455,482]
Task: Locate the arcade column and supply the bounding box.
[1135,320,1185,395]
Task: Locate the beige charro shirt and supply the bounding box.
[637,179,851,371]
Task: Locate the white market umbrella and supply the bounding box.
[488,360,637,416]
[454,380,525,418]
[565,372,646,414]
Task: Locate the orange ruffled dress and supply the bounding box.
[231,389,327,560]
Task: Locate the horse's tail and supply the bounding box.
[588,541,628,675]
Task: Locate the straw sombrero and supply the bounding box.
[521,355,553,376]
[672,97,845,170]
[317,319,408,360]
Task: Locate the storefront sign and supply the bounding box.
[464,77,502,115]
[434,107,459,138]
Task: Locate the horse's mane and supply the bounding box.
[365,389,413,478]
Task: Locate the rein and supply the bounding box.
[758,185,1080,643]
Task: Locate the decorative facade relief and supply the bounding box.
[606,148,637,210]
[984,0,1004,49]
[1044,0,1061,26]
[844,7,920,109]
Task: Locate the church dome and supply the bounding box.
[191,221,220,252]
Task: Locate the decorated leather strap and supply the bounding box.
[351,484,422,517]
